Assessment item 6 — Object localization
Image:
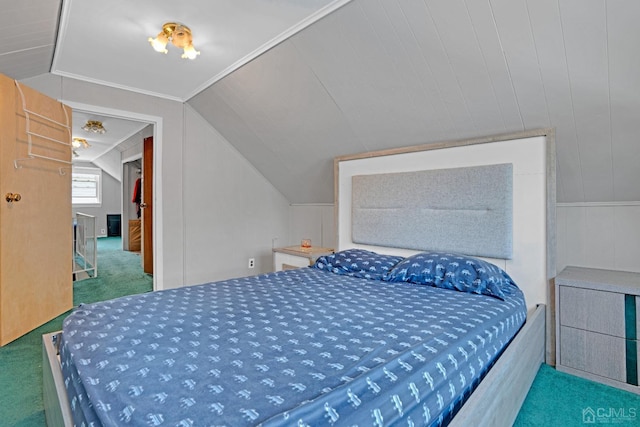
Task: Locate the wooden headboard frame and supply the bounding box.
[334,129,556,364]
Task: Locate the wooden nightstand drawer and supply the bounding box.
[559,325,628,383]
[559,286,625,338]
[556,266,640,393]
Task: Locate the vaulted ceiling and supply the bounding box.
[190,0,640,204]
[2,0,639,204]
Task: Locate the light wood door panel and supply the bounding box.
[559,326,627,383]
[0,74,72,345]
[559,285,625,338]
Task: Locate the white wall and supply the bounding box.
[92,149,122,182]
[120,136,146,161]
[23,74,291,289]
[287,204,335,250]
[183,106,290,284]
[557,203,640,274]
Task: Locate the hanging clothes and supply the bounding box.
[132,178,142,218]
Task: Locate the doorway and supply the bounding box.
[66,101,162,291]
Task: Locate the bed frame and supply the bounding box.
[43,332,72,427]
[43,307,545,427]
[43,129,554,426]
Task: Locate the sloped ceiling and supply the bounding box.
[189,0,640,204]
[0,1,61,79]
[2,0,639,206]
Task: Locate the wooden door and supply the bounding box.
[142,137,153,275]
[0,74,72,345]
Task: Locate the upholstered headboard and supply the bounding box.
[351,163,513,259]
[334,130,556,314]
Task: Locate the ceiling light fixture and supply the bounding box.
[149,22,200,60]
[72,138,90,149]
[82,120,106,134]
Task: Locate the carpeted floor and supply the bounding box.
[514,364,640,426]
[0,237,152,426]
[72,237,152,305]
[1,243,639,426]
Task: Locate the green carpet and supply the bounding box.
[73,237,152,305]
[514,364,640,426]
[0,237,152,426]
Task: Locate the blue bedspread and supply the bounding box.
[61,267,526,426]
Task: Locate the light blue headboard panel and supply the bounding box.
[352,163,513,259]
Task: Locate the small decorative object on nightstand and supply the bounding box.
[556,266,640,394]
[273,245,334,272]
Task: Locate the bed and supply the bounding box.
[43,129,554,426]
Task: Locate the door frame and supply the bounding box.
[62,101,164,291]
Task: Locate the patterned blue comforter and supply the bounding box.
[61,267,526,426]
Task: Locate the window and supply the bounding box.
[72,167,102,206]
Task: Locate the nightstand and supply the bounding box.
[556,266,640,394]
[272,246,334,271]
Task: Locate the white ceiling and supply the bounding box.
[2,0,640,204]
[52,0,350,101]
[0,1,60,79]
[0,0,351,164]
[71,111,148,163]
[190,0,640,204]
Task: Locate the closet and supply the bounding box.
[0,74,73,345]
[130,166,142,251]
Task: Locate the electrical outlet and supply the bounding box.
[248,258,255,269]
[101,228,106,235]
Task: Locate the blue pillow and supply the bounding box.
[313,249,404,281]
[383,252,515,300]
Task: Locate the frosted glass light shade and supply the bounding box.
[149,33,169,53]
[181,44,200,60]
